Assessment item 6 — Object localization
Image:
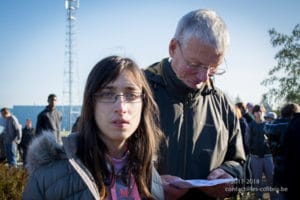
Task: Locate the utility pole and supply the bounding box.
[64,0,80,131]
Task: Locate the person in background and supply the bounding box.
[264,103,300,200]
[246,105,277,200]
[35,93,62,144]
[23,56,164,199]
[235,105,252,195]
[235,105,249,156]
[0,118,6,162]
[236,102,254,124]
[282,106,300,200]
[246,102,254,116]
[144,9,245,199]
[19,118,35,167]
[0,107,22,167]
[264,111,277,123]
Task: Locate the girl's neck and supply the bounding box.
[107,145,128,159]
[105,141,128,159]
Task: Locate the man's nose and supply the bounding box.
[196,70,209,82]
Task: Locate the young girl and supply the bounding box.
[23,56,164,200]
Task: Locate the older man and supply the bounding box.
[144,9,245,200]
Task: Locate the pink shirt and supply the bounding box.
[106,154,141,200]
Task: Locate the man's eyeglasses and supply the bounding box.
[176,40,226,76]
[94,92,144,103]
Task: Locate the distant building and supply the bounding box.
[9,105,81,131]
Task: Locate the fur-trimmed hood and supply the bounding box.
[23,132,99,200]
[26,132,68,175]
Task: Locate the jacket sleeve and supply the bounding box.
[35,113,43,136]
[219,101,246,179]
[151,167,164,200]
[245,122,252,151]
[12,116,22,144]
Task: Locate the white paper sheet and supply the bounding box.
[170,178,237,188]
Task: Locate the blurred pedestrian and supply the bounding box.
[0,107,22,167]
[264,111,277,123]
[246,105,277,200]
[35,94,62,144]
[20,118,35,166]
[265,103,300,200]
[236,102,254,123]
[282,109,300,200]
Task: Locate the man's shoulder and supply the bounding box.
[53,109,62,115]
[38,107,49,116]
[9,115,20,126]
[289,113,300,129]
[10,115,18,121]
[22,127,35,134]
[144,58,169,75]
[144,58,169,87]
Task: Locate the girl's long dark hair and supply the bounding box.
[76,55,162,199]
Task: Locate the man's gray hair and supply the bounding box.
[174,9,230,54]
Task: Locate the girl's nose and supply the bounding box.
[114,96,128,114]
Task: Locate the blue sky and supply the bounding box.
[1,0,299,109]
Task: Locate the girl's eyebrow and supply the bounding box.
[124,86,142,92]
[102,86,141,92]
[102,86,115,90]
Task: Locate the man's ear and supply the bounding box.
[169,39,177,57]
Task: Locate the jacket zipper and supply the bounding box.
[183,94,192,177]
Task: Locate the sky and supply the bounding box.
[1,0,299,109]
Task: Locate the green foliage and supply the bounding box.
[261,24,300,106]
[0,164,28,200]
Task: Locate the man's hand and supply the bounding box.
[161,175,189,200]
[200,168,234,198]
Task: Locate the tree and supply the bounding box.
[261,24,300,106]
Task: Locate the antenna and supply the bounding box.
[64,0,80,131]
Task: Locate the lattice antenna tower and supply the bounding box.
[64,0,80,131]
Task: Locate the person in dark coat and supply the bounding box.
[35,93,62,144]
[19,118,35,166]
[282,110,300,200]
[264,103,300,190]
[144,9,245,200]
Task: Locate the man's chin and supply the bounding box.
[184,80,204,90]
[194,82,205,89]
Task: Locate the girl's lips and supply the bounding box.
[111,119,129,128]
[112,119,129,124]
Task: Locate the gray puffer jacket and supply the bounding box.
[22,132,164,200]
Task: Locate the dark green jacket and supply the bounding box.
[144,58,245,180]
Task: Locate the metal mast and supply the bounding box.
[64,0,79,131]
